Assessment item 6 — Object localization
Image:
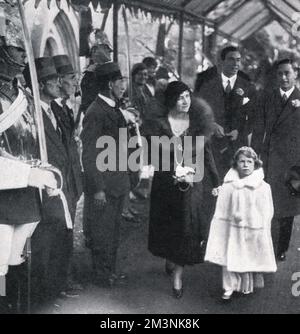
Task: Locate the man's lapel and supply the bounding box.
[95,96,120,126]
[43,108,67,158]
[265,90,282,134]
[230,75,245,106]
[273,87,300,128]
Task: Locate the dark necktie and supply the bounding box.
[114,105,126,128]
[225,80,231,94]
[62,99,75,129]
[282,93,288,105]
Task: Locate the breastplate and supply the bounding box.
[0,81,38,161]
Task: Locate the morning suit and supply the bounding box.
[195,69,257,178]
[252,87,300,255]
[31,104,82,300]
[81,95,130,281]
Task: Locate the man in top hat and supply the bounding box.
[51,54,82,203]
[51,54,83,293]
[52,55,78,136]
[24,57,79,302]
[252,59,300,262]
[81,62,131,287]
[79,30,113,116]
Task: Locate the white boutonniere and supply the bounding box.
[235,88,244,96]
[236,88,250,105]
[243,97,250,105]
[291,99,300,108]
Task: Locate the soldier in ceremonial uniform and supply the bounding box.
[0,4,57,312]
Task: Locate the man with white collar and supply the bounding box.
[52,55,78,139]
[52,55,83,294]
[81,62,130,287]
[23,57,79,302]
[252,58,300,262]
[194,46,257,227]
[195,46,257,179]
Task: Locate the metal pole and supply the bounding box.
[17,0,48,315]
[122,5,132,101]
[113,1,119,63]
[17,0,48,163]
[178,11,184,78]
[26,238,31,314]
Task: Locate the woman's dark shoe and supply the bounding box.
[172,287,183,299]
[277,252,286,262]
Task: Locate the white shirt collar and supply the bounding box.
[146,83,155,97]
[40,100,50,112]
[280,86,295,99]
[55,97,73,110]
[98,93,116,108]
[221,72,237,90]
[40,100,57,129]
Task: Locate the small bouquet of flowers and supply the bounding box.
[173,165,195,191]
[291,99,300,108]
[235,88,250,105]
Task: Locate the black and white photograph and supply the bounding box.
[0,0,300,315]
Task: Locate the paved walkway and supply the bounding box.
[36,196,300,314]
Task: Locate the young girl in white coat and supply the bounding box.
[205,147,277,300]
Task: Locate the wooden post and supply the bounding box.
[178,11,184,78]
[113,1,119,63]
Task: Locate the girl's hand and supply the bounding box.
[212,187,220,197]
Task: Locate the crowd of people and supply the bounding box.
[1,9,300,313]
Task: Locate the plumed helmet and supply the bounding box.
[91,29,113,51]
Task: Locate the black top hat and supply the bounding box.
[53,55,75,76]
[285,166,300,197]
[94,62,124,82]
[34,57,58,81]
[23,57,58,89]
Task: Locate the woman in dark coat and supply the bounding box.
[143,81,220,298]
